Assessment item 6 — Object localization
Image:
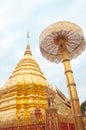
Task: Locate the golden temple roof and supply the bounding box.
[3,42,47,88]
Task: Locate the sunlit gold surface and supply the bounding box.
[0,43,48,126]
[4,44,46,88]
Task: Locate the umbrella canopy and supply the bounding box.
[39,21,85,63]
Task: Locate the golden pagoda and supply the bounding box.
[0,39,72,129]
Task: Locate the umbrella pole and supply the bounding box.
[59,44,85,130]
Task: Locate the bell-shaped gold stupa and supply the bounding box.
[0,40,48,126]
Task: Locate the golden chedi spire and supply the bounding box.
[24,32,32,56]
[24,44,32,55]
[3,34,47,124]
[4,34,46,88]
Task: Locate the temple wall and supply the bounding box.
[46,86,71,115]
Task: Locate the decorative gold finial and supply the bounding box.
[24,32,32,55]
[27,32,29,39]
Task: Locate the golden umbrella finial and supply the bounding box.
[39,21,85,130]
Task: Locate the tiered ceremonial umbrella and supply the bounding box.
[39,21,85,130]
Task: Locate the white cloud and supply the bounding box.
[0,0,51,30]
[14,49,24,61]
[77,84,86,103]
[0,32,16,58]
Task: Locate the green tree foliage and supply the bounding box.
[81,100,86,112]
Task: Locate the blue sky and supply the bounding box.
[0,0,86,103]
